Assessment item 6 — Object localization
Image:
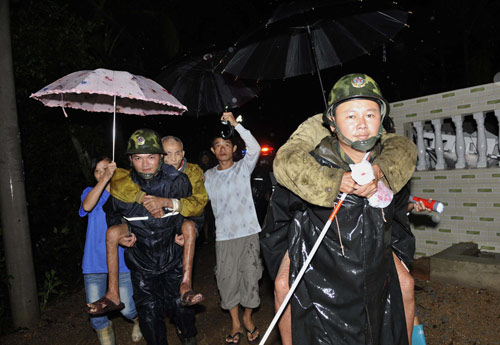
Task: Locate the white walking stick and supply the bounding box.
[259,192,347,345]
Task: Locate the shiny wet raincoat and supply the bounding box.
[104,163,195,345]
[263,137,408,345]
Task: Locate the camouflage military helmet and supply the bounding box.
[324,73,389,120]
[323,73,390,152]
[125,128,164,155]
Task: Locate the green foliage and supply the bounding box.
[34,226,83,298]
[38,269,62,312]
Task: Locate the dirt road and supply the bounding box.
[2,243,499,345]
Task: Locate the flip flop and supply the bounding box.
[225,331,242,344]
[245,326,260,345]
[179,289,205,307]
[86,296,124,315]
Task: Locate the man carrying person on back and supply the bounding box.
[87,135,208,316]
[263,73,417,344]
[89,128,198,345]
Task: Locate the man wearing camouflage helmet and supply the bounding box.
[87,135,207,318]
[101,129,197,345]
[263,74,416,344]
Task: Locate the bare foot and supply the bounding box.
[104,291,121,306]
[86,295,124,315]
[243,316,259,342]
[225,330,242,344]
[179,287,204,306]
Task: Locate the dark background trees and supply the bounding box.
[1,0,500,334]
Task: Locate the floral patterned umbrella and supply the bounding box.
[30,68,187,160]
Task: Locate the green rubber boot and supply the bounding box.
[96,321,115,345]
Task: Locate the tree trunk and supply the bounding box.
[0,0,40,328]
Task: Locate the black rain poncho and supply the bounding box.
[105,164,191,274]
[262,137,408,345]
[104,163,195,345]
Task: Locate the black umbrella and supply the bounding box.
[222,0,409,106]
[156,49,259,117]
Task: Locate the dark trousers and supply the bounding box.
[130,269,196,345]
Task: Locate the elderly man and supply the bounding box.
[153,135,208,306]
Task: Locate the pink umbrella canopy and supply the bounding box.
[30,68,187,161]
[30,68,187,115]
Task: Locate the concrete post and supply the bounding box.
[495,109,500,166]
[473,112,487,168]
[452,115,466,169]
[431,118,446,170]
[413,121,427,171]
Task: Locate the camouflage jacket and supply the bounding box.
[177,162,208,217]
[273,114,417,208]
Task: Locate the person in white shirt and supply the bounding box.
[204,112,263,345]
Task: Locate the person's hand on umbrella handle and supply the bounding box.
[102,161,117,182]
[221,112,237,127]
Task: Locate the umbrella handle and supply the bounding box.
[258,192,347,345]
[112,95,116,162]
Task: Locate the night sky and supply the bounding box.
[10,0,500,165]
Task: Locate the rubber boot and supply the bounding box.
[131,317,143,343]
[412,324,427,345]
[96,321,115,345]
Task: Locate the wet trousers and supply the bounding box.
[130,269,196,345]
[84,272,137,330]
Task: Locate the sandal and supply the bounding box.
[86,296,124,315]
[225,331,242,344]
[179,289,204,307]
[245,326,260,345]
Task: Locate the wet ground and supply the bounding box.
[1,244,500,345]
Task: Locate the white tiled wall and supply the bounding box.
[390,82,500,257]
[409,168,500,257]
